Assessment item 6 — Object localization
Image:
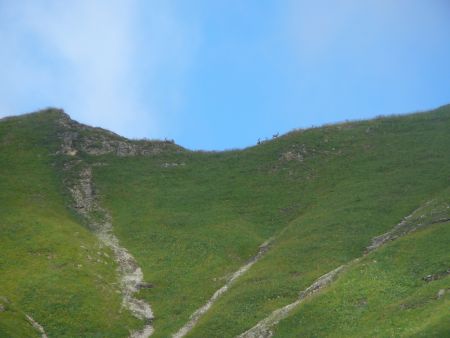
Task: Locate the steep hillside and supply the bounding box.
[0,105,449,337]
[182,108,450,337]
[0,111,140,337]
[272,193,450,337]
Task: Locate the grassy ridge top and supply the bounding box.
[0,105,449,337]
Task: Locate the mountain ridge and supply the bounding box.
[3,103,450,152]
[0,105,449,337]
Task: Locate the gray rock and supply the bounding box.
[56,112,180,158]
[137,282,154,290]
[423,274,433,282]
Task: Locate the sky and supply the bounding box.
[1,0,450,150]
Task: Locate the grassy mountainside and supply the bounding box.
[0,105,449,337]
[0,112,140,337]
[273,192,450,337]
[183,109,450,337]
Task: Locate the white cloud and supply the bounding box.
[0,0,199,139]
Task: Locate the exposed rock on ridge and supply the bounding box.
[55,111,157,337]
[55,109,182,157]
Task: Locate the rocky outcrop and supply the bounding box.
[25,314,48,338]
[279,144,307,162]
[437,289,447,299]
[54,109,181,337]
[66,164,154,338]
[56,109,182,157]
[423,269,450,283]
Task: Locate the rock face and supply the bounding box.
[56,109,182,157]
[280,144,308,162]
[67,164,154,338]
[57,117,156,338]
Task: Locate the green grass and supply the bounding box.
[91,106,450,337]
[273,194,450,337]
[0,297,39,338]
[93,147,309,336]
[186,108,450,337]
[0,111,140,337]
[1,105,449,337]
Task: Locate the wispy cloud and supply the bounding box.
[0,0,198,139]
[1,1,448,149]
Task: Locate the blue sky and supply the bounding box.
[1,1,450,150]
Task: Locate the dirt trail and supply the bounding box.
[69,166,154,338]
[25,314,48,338]
[172,238,274,338]
[237,203,439,338]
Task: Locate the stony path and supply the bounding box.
[236,203,439,338]
[25,314,48,338]
[69,166,154,338]
[366,202,430,252]
[172,238,274,338]
[236,266,345,338]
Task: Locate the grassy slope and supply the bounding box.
[93,141,309,336]
[1,106,448,337]
[91,106,450,337]
[187,107,450,337]
[0,112,139,337]
[274,191,450,337]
